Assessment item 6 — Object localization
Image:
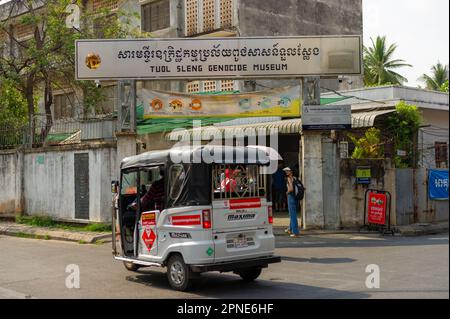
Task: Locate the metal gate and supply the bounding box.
[74,153,89,220]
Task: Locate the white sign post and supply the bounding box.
[75,35,362,80]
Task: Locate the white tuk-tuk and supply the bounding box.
[112,145,281,291]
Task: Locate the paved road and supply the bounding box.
[0,233,448,299]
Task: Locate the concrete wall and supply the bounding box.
[338,159,396,227]
[338,160,448,228]
[395,168,448,225]
[23,145,117,222]
[419,109,449,169]
[0,144,117,223]
[237,0,364,91]
[0,151,22,215]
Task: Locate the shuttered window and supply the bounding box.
[435,142,448,168]
[141,0,170,32]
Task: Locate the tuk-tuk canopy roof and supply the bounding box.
[120,145,282,170]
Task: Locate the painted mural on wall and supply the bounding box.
[139,86,301,118]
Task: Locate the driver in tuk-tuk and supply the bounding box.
[129,169,165,212]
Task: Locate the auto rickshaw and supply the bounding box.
[112,145,281,291]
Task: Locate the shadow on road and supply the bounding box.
[125,269,370,299]
[275,234,449,249]
[281,256,356,264]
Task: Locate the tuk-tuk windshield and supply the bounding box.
[212,164,267,199]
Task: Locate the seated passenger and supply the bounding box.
[130,171,165,211]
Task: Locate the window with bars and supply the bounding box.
[202,0,215,33]
[220,0,233,29]
[53,93,76,120]
[186,81,200,93]
[186,80,236,93]
[141,0,170,32]
[185,0,234,36]
[221,80,235,92]
[435,142,448,168]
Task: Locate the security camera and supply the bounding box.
[94,79,102,88]
[338,75,345,83]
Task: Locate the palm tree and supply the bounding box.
[364,36,412,86]
[419,62,449,91]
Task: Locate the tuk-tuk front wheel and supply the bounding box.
[236,267,262,282]
[166,254,193,291]
[123,261,141,272]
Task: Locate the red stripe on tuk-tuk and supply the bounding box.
[229,198,261,210]
[171,215,202,226]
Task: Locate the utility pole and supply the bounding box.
[116,80,137,176]
[300,76,325,229]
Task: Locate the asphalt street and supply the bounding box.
[0,232,448,299]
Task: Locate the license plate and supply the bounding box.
[233,237,248,248]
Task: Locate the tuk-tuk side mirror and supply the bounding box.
[111,181,119,194]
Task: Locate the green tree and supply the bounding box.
[0,78,36,147]
[419,62,449,91]
[348,128,384,159]
[0,0,143,145]
[386,101,422,168]
[441,80,449,93]
[363,36,412,86]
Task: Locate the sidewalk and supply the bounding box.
[393,222,449,236]
[272,212,449,236]
[0,222,112,244]
[1,218,447,243]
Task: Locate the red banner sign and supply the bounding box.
[141,211,157,251]
[367,192,387,225]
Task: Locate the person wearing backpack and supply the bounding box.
[283,167,304,238]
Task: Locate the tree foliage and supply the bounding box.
[0,0,144,145]
[348,128,384,159]
[418,62,449,91]
[441,80,449,93]
[386,101,422,168]
[363,36,412,86]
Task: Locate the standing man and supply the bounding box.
[272,163,287,212]
[283,167,301,237]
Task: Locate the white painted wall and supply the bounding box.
[22,146,117,222]
[0,151,18,215]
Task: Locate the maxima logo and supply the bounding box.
[227,213,256,221]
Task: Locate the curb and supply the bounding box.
[0,224,112,244]
[394,224,449,237]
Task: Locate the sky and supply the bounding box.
[1,0,449,87]
[363,0,449,87]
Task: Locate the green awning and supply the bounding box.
[320,97,350,105]
[45,132,77,142]
[137,117,234,135]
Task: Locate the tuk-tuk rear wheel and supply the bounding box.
[166,254,193,291]
[123,261,141,272]
[236,267,262,282]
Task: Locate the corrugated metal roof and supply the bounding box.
[166,109,396,141]
[351,109,396,128]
